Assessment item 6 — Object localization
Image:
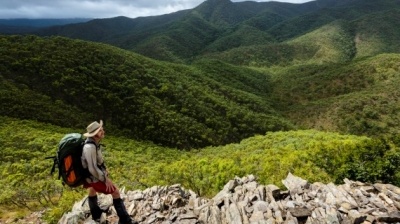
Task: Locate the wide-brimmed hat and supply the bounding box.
[83,120,103,137]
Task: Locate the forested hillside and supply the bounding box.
[268,53,400,139]
[3,34,399,147]
[0,35,293,149]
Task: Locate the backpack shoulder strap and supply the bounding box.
[45,156,57,174]
[84,139,98,150]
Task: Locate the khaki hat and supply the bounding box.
[83,120,103,137]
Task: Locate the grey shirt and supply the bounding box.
[81,138,106,183]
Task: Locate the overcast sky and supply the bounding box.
[0,0,314,19]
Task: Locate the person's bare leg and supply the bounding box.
[88,187,97,196]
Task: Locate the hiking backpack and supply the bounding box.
[48,133,94,187]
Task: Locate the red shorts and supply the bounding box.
[83,181,117,194]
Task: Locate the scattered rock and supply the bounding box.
[56,173,400,223]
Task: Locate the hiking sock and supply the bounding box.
[113,198,134,224]
[88,195,103,221]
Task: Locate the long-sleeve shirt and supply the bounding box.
[81,138,106,183]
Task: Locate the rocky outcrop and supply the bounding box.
[59,173,400,223]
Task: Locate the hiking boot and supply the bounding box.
[113,198,137,224]
[93,213,108,224]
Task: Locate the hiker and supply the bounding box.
[81,120,137,224]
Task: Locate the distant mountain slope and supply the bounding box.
[201,5,400,66]
[267,0,400,41]
[204,20,355,66]
[0,0,328,63]
[0,18,91,28]
[0,18,92,34]
[34,12,189,42]
[15,0,396,64]
[269,53,400,138]
[0,24,38,34]
[352,9,400,58]
[0,35,293,149]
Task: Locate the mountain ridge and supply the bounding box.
[7,0,398,63]
[29,0,400,63]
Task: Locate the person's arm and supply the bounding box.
[96,147,109,177]
[83,144,106,182]
[91,146,115,192]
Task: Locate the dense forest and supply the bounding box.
[0,35,293,149]
[1,0,400,223]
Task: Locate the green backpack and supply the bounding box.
[48,133,94,187]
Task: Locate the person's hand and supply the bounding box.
[105,177,116,192]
